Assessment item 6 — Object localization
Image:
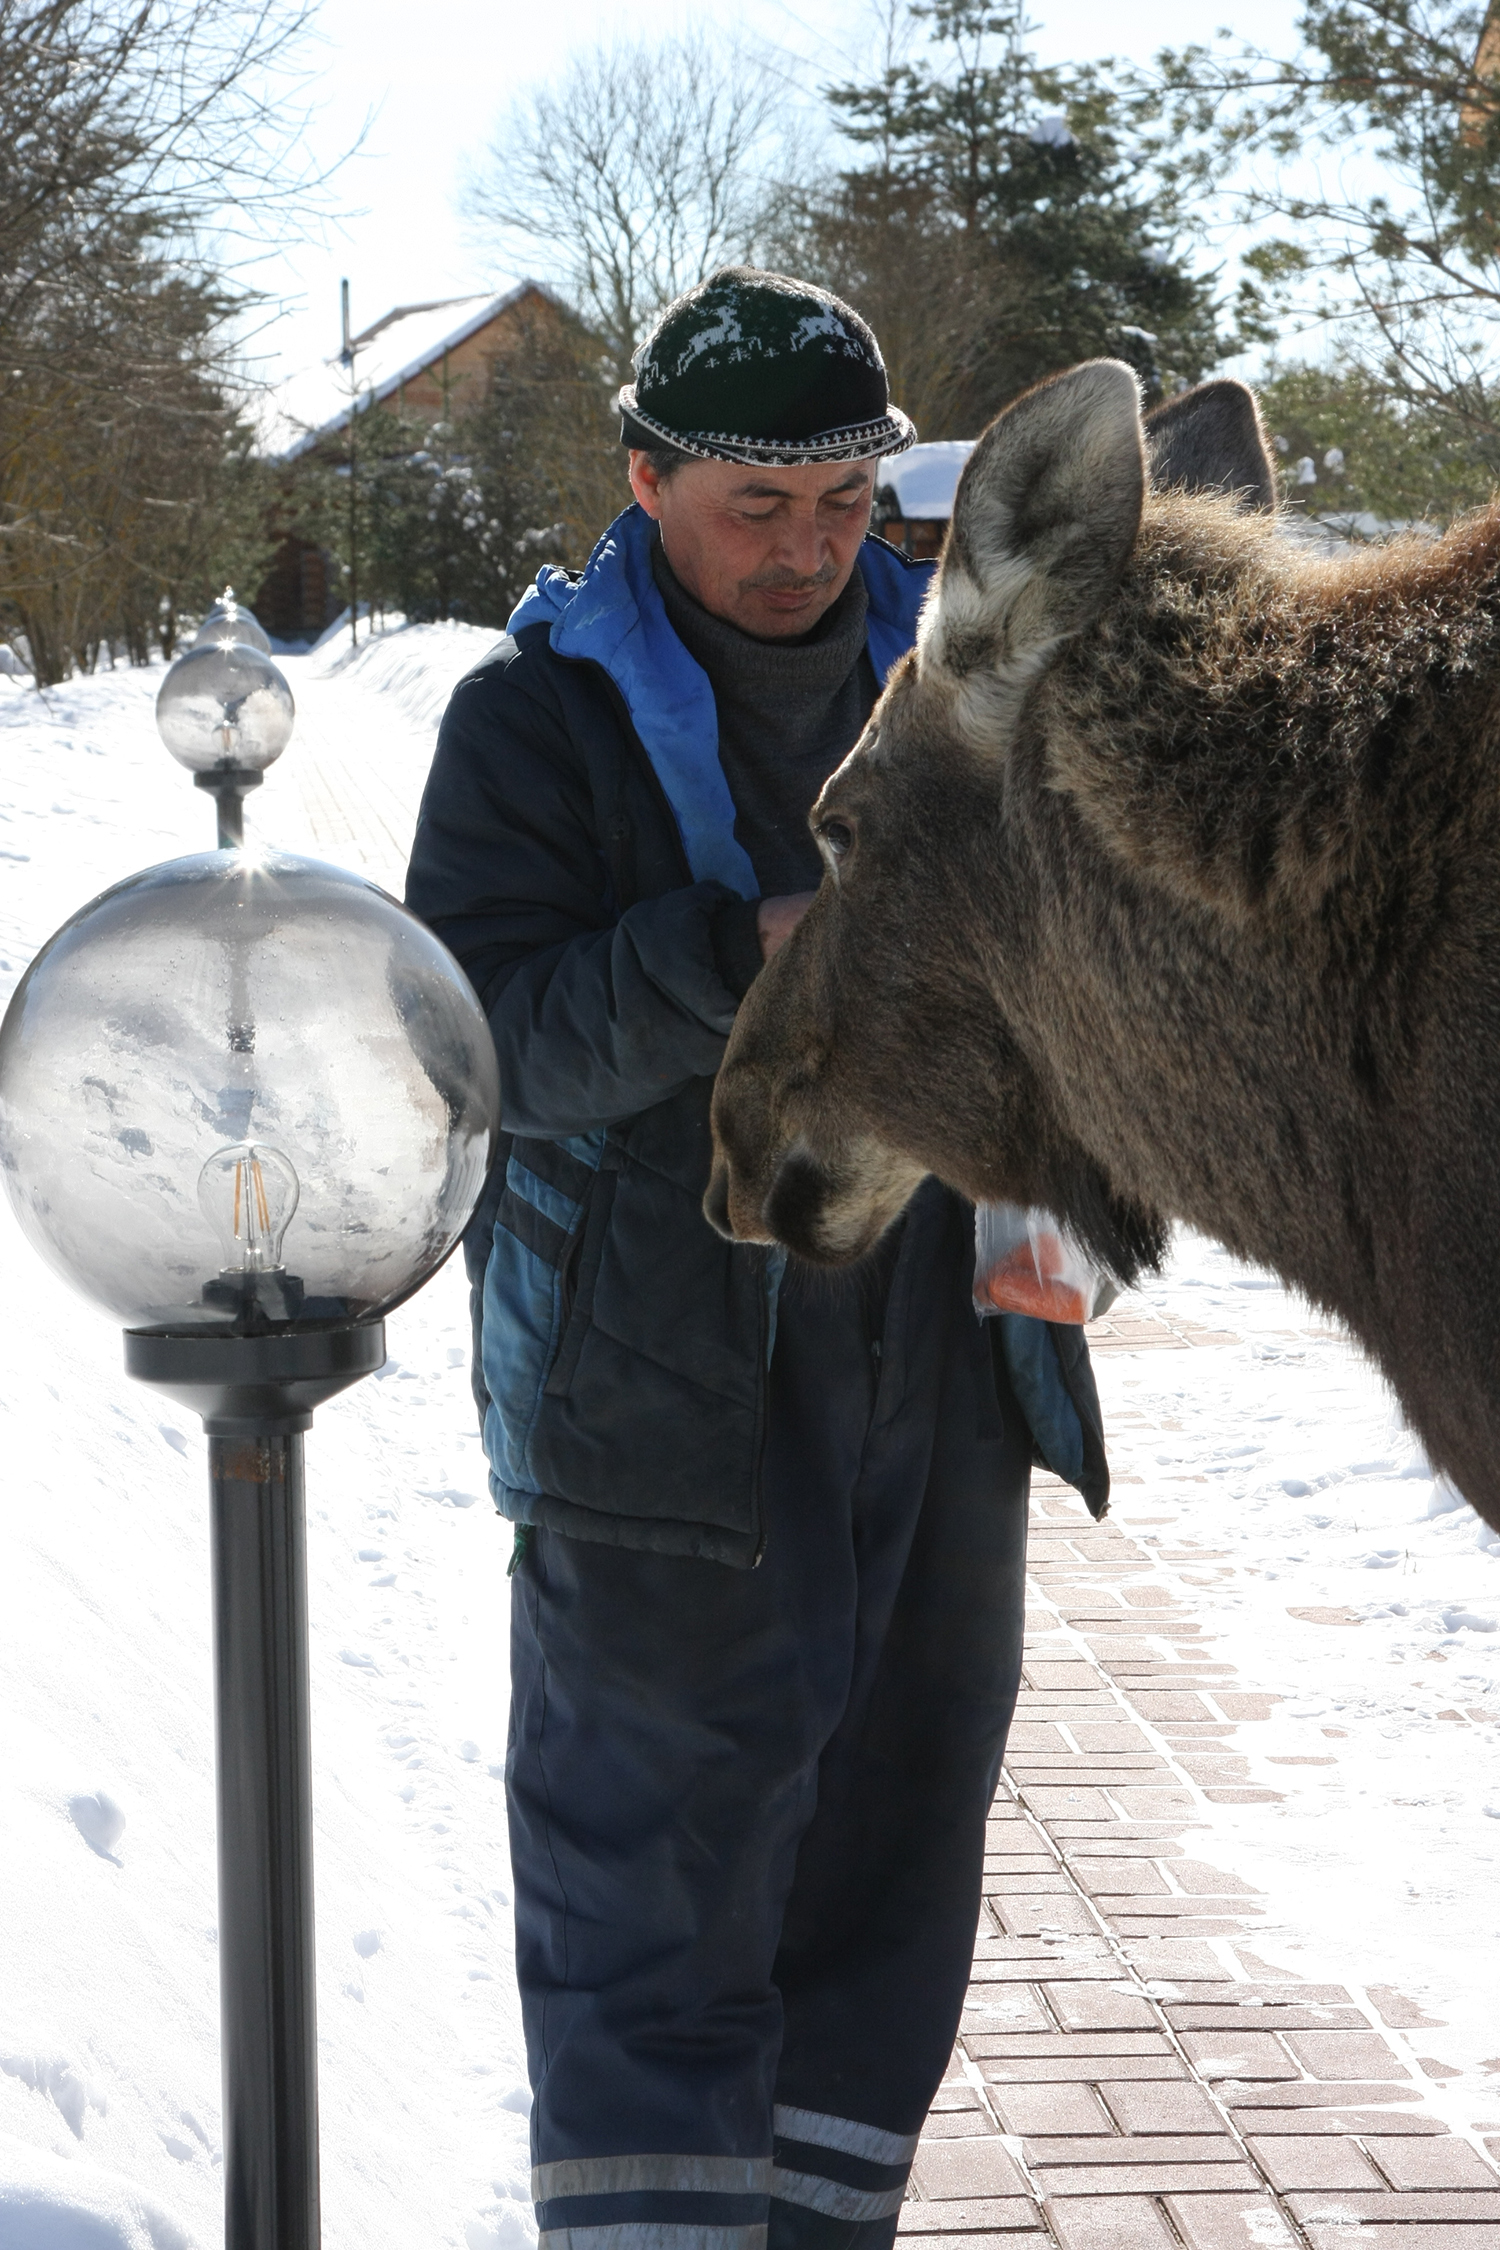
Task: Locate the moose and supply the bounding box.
[707,359,1500,1532]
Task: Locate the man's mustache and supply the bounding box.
[742,564,840,593]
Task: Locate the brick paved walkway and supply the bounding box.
[904,1319,1500,2247]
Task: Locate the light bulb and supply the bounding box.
[199,1143,300,1275]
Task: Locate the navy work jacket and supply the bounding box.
[405,504,1108,1565]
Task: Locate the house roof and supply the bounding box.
[259,280,564,461]
[876,440,976,519]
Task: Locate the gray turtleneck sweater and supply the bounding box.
[651,537,878,927]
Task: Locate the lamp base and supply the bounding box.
[124,1323,386,1432]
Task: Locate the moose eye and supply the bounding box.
[818,818,855,862]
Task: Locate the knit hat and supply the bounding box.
[618,267,916,467]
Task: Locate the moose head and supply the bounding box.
[705,360,1277,1284]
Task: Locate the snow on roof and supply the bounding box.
[877,440,976,520]
[258,281,559,462]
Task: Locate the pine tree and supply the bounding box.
[780,0,1228,436]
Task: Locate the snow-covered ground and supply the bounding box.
[3,626,1498,2244]
[0,638,530,2250]
[1096,1241,1500,2110]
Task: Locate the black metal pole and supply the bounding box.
[209,1425,320,2250]
[196,766,264,851]
[124,1325,385,2250]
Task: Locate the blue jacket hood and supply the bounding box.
[508,503,932,899]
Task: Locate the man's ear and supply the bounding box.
[923,360,1145,696]
[1144,378,1277,511]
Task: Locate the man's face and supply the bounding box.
[628,451,876,640]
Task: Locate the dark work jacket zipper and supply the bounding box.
[562,649,769,1567]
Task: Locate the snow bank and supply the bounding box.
[0,2132,194,2250]
[305,621,502,736]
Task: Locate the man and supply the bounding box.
[406,268,1105,2250]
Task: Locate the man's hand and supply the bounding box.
[756,890,817,964]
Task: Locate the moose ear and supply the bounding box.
[1144,378,1276,511]
[925,359,1145,698]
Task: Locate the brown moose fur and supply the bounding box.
[708,360,1500,1530]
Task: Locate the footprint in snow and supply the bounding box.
[353,1929,381,1958]
[69,1790,126,1859]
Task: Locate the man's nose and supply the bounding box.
[773,517,830,580]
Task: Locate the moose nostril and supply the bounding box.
[703,1164,734,1240]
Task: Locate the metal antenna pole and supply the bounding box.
[341,279,358,653]
[208,1426,320,2250]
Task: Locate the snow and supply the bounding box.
[4,627,1499,2245]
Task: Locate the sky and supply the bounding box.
[244,0,1306,392]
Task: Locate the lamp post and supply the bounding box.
[157,642,296,847]
[193,587,273,656]
[0,850,501,2250]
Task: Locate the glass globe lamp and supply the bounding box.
[156,641,293,774]
[0,850,501,2250]
[156,642,295,846]
[193,586,273,655]
[0,850,500,1338]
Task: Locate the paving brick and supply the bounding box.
[1022,2136,1244,2167]
[922,2112,1002,2140]
[959,1990,1051,2031]
[1016,1789,1117,1819]
[1128,1693,1215,1721]
[1161,2194,1299,2249]
[1371,2138,1500,2187]
[1061,1836,1187,1859]
[985,2085,1114,2136]
[989,1898,1100,1938]
[1208,1694,1282,1720]
[1167,2007,1369,2032]
[1215,2080,1424,2108]
[1245,2135,1386,2189]
[1178,2033,1298,2081]
[1172,1862,1261,1897]
[1203,1788,1288,1805]
[1302,2228,1500,2249]
[1033,2162,1261,2195]
[984,1874,1076,1896]
[897,2207,1043,2236]
[930,2084,987,2113]
[1042,2195,1178,2248]
[1118,1942,1243,1981]
[1110,1788,1199,1816]
[970,2033,1173,2059]
[1102,2082,1226,2135]
[1280,2031,1411,2082]
[912,2141,1029,2200]
[1043,1983,1158,2030]
[1287,2190,1500,2221]
[1071,1859,1171,1898]
[1227,2107,1447,2136]
[1106,1898,1261,1920]
[983,2058,1189,2084]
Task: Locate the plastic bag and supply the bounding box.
[972,1201,1118,1325]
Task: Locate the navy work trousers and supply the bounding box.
[507,1188,1031,2250]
